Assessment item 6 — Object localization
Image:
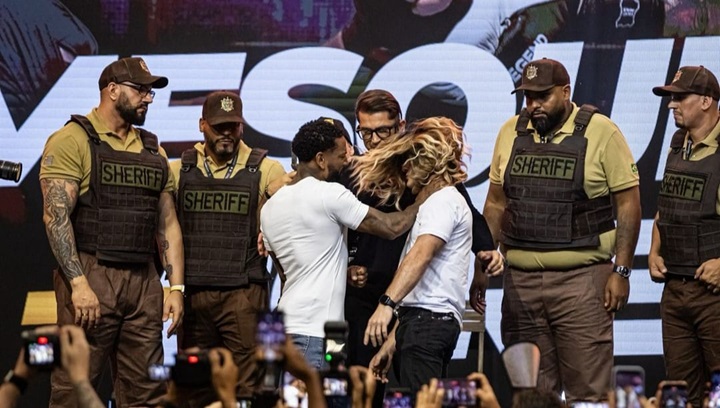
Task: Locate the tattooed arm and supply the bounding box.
[156,191,184,337]
[41,178,100,328]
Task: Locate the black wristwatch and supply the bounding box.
[3,369,28,395]
[613,265,632,278]
[378,294,397,309]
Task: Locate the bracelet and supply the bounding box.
[169,284,185,296]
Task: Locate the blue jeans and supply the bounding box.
[394,307,461,394]
[290,333,326,370]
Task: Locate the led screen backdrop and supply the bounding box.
[1,0,720,405]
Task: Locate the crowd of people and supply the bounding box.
[2,53,720,408]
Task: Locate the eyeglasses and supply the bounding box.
[355,125,398,141]
[119,82,156,99]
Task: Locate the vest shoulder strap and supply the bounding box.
[137,128,159,154]
[572,104,599,137]
[180,149,197,172]
[246,148,268,172]
[67,115,101,143]
[669,129,687,150]
[515,109,532,137]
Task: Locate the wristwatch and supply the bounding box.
[4,369,28,395]
[613,265,632,278]
[169,284,185,296]
[378,294,397,309]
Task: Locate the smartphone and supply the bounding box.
[384,390,413,408]
[257,310,285,363]
[147,364,171,381]
[660,381,688,408]
[22,330,60,369]
[709,370,720,408]
[291,152,299,170]
[437,378,477,407]
[319,322,351,407]
[172,350,211,387]
[612,365,645,408]
[257,310,285,396]
[282,372,305,407]
[321,371,351,408]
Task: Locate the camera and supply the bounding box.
[172,350,211,387]
[320,321,351,408]
[0,160,22,182]
[437,378,477,407]
[612,365,644,408]
[22,329,60,369]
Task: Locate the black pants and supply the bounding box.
[395,307,461,394]
[345,296,391,408]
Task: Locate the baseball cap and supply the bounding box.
[98,57,168,90]
[202,91,243,126]
[652,66,720,100]
[512,58,570,94]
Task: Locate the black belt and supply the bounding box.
[665,273,694,282]
[397,306,455,322]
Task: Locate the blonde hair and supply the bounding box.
[351,117,469,208]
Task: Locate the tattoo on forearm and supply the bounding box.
[159,239,172,277]
[73,380,106,408]
[41,179,84,281]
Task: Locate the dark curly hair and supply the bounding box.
[292,118,348,162]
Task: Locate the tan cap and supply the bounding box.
[202,91,243,126]
[98,57,168,90]
[512,58,570,94]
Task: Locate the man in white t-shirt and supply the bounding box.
[260,117,431,369]
[352,117,473,394]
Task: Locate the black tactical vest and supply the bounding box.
[657,130,720,276]
[69,115,168,263]
[502,105,615,249]
[177,147,268,286]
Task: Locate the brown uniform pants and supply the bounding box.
[50,252,165,408]
[501,263,613,403]
[178,283,268,405]
[661,276,720,408]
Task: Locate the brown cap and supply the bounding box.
[202,91,243,125]
[98,57,168,90]
[652,66,720,100]
[512,58,570,94]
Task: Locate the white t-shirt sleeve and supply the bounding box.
[415,190,458,243]
[324,182,369,230]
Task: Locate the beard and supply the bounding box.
[207,137,239,162]
[116,93,147,126]
[326,167,342,183]
[530,106,565,137]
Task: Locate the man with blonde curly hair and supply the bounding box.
[352,117,473,393]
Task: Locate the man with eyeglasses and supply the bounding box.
[341,89,501,405]
[649,66,720,408]
[39,57,184,407]
[169,91,286,405]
